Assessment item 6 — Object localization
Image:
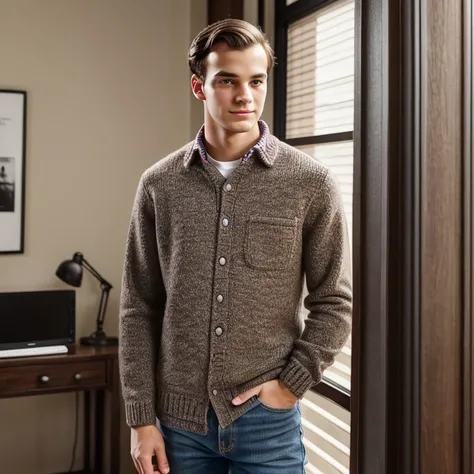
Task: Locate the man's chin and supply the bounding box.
[224,119,258,134]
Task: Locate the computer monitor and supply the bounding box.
[0,289,75,350]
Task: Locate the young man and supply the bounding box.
[119,19,352,474]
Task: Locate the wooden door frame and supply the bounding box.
[354,0,469,473]
[463,1,473,473]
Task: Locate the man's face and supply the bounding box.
[192,42,268,134]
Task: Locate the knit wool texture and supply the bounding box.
[119,128,352,435]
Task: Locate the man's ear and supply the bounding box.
[191,75,206,101]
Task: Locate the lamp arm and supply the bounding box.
[95,284,111,332]
[81,258,113,289]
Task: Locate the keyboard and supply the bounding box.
[0,345,68,359]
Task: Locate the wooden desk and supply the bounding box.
[0,345,120,474]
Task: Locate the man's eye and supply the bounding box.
[252,80,263,86]
[220,79,234,85]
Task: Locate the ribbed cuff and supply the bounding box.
[279,357,314,399]
[125,400,157,427]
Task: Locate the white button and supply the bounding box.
[217,294,224,303]
[215,327,223,336]
[212,389,218,396]
[219,257,226,266]
[225,184,232,192]
[222,218,229,227]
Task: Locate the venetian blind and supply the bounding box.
[286,0,355,139]
[284,0,355,472]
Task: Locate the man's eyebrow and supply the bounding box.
[214,71,268,79]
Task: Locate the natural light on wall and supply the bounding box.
[284,0,355,472]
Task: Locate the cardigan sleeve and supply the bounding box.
[280,169,352,398]
[119,174,166,426]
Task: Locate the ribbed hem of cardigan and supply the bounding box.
[279,357,314,399]
[160,390,208,424]
[155,367,284,435]
[125,400,157,427]
[158,412,208,436]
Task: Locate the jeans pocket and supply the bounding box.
[256,397,298,413]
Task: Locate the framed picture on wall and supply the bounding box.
[0,90,27,254]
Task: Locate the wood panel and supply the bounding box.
[355,0,467,472]
[463,1,473,473]
[208,0,244,24]
[352,0,390,469]
[420,0,463,472]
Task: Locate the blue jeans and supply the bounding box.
[158,396,307,473]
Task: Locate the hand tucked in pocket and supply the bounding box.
[231,379,298,409]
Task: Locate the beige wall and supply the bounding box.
[0,1,206,472]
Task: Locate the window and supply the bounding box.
[275,0,355,471]
[300,390,350,473]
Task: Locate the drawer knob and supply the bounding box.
[40,375,50,383]
[74,373,82,381]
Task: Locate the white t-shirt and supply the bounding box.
[207,153,242,179]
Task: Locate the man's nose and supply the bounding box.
[236,86,253,103]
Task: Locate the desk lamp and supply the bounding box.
[56,252,118,346]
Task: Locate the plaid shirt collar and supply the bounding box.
[183,120,277,168]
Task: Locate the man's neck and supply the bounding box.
[204,121,261,162]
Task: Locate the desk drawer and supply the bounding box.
[0,360,107,396]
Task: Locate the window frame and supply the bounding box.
[274,0,354,147]
[273,0,354,412]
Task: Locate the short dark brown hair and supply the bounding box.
[188,19,275,81]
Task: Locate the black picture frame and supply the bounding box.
[0,89,27,254]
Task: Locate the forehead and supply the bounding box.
[206,43,268,76]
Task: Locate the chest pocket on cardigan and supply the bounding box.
[245,216,298,271]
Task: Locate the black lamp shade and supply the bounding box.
[56,259,83,287]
